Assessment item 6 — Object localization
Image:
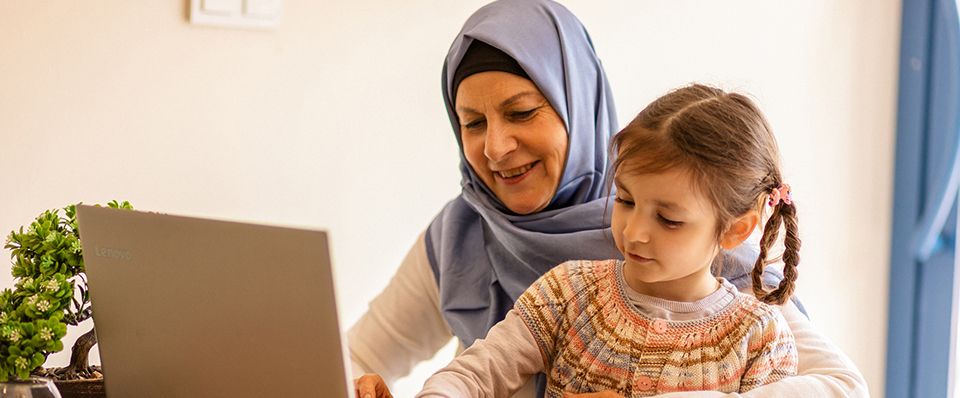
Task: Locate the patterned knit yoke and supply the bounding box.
[515,260,798,397]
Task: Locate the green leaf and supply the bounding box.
[0,201,133,381]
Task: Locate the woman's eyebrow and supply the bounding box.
[455,105,481,115]
[456,91,542,114]
[498,91,539,108]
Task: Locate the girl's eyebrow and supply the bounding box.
[613,175,629,192]
[614,175,689,213]
[654,200,686,213]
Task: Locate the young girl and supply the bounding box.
[415,84,800,397]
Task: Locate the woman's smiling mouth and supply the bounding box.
[497,162,536,178]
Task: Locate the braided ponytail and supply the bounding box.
[752,191,800,305]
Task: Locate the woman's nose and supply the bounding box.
[483,122,518,162]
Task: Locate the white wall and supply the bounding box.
[0,1,899,397]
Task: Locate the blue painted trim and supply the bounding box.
[886,2,933,397]
[887,0,960,396]
[885,0,933,398]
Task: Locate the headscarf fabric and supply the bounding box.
[426,0,619,349]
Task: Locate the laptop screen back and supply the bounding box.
[75,205,353,398]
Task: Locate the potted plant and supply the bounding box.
[2,201,132,397]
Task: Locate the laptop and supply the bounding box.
[75,205,356,398]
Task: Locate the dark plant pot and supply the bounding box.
[54,379,105,398]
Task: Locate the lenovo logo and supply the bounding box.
[94,245,132,260]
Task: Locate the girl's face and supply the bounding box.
[455,71,568,215]
[612,166,723,302]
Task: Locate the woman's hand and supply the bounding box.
[563,391,627,398]
[354,374,393,398]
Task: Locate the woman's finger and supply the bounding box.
[353,376,374,398]
[353,374,393,398]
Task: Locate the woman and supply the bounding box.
[351,1,867,397]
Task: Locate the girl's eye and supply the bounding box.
[614,196,634,207]
[658,215,683,228]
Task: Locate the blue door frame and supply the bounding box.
[886,0,960,397]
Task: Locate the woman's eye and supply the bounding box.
[462,119,486,130]
[509,109,537,120]
[614,196,634,207]
[658,215,683,228]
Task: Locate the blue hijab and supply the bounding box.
[426,0,619,349]
[425,0,796,352]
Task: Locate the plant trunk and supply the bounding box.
[55,329,97,380]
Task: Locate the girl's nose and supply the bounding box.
[623,215,651,243]
[483,122,518,162]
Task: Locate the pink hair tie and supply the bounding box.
[768,184,792,207]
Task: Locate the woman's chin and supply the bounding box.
[502,199,550,215]
[494,184,557,215]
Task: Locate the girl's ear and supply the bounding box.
[720,210,760,250]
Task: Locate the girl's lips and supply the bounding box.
[627,252,651,263]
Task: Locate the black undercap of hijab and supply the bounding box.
[451,40,531,100]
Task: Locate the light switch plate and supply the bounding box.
[245,0,282,19]
[201,0,241,14]
[190,0,282,30]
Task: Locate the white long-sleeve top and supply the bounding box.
[347,231,870,398]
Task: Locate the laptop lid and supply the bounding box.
[75,205,355,398]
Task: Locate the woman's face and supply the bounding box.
[455,71,568,215]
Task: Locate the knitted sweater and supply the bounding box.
[517,260,798,397]
[356,232,867,398]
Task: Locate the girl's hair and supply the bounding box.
[611,83,799,305]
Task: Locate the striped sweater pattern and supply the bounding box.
[515,260,797,397]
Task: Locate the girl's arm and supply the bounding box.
[348,231,455,385]
[739,308,799,391]
[652,298,869,398]
[416,309,545,398]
